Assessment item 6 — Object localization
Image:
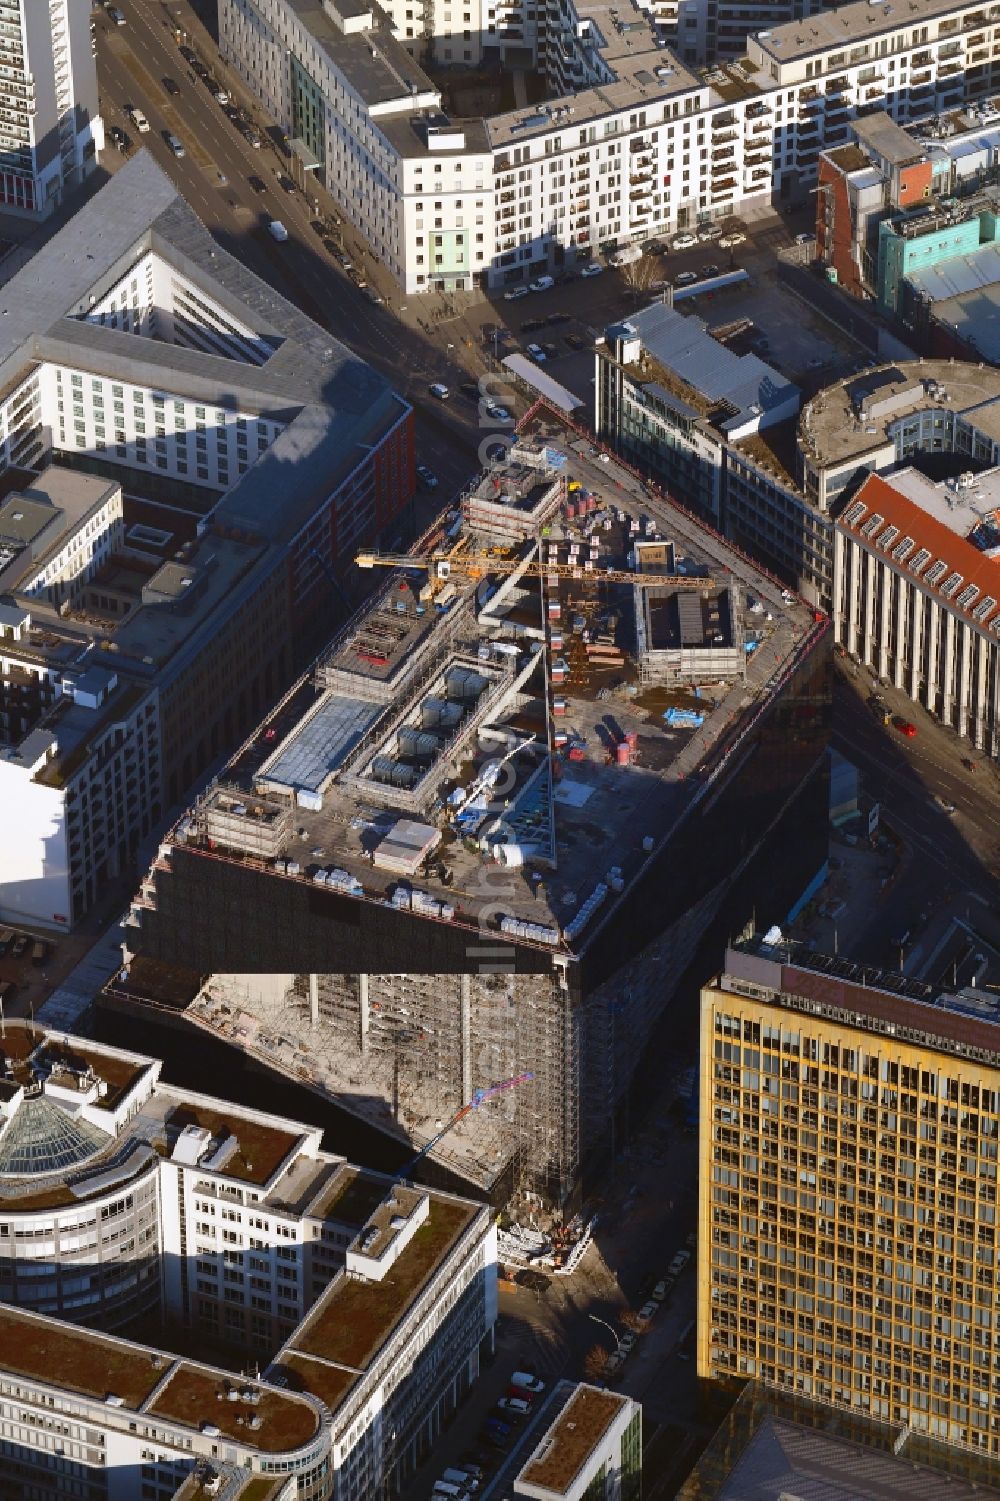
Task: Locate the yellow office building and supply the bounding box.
[699,940,1000,1453]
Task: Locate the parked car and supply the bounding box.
[268,220,289,241]
[521,317,547,333]
[192,60,210,80]
[701,262,720,278]
[162,75,181,96]
[429,382,450,399]
[719,230,747,247]
[526,343,546,362]
[795,231,816,245]
[697,223,723,241]
[541,342,558,359]
[642,238,667,254]
[504,286,529,301]
[485,401,511,420]
[31,940,47,967]
[529,275,554,292]
[107,4,126,23]
[638,1300,659,1322]
[674,270,698,286]
[179,45,197,64]
[164,132,186,158]
[243,127,263,148]
[11,934,28,960]
[579,263,604,277]
[248,175,267,195]
[618,1331,637,1355]
[604,1350,625,1376]
[416,464,438,490]
[109,125,130,152]
[672,232,697,249]
[510,1372,546,1393]
[547,311,571,324]
[652,1277,673,1300]
[498,1396,531,1415]
[565,333,587,350]
[213,85,231,104]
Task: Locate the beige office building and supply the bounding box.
[699,939,1000,1453]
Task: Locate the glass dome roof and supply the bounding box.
[0,1095,108,1178]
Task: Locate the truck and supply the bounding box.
[609,243,642,268]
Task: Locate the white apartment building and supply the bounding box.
[0,1019,496,1501]
[835,466,1000,754]
[221,0,1000,293]
[0,0,104,217]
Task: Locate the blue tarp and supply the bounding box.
[663,707,705,729]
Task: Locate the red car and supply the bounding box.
[893,717,917,738]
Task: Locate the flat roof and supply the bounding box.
[487,0,700,150]
[751,0,971,65]
[260,691,384,796]
[0,469,120,593]
[289,1195,476,1370]
[852,111,925,167]
[678,1384,1000,1500]
[519,1385,628,1494]
[931,279,1000,361]
[798,359,1000,473]
[0,1306,321,1456]
[717,935,1000,1068]
[165,430,816,956]
[148,1363,319,1455]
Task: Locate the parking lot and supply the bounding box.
[0,926,54,1011]
[463,208,860,411]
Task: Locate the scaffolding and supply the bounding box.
[198,969,581,1208]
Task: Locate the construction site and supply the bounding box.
[121,419,832,1211]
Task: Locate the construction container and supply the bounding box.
[565,500,577,519]
[616,741,630,766]
[549,631,564,651]
[568,745,586,762]
[553,698,568,717]
[626,731,638,751]
[553,731,569,748]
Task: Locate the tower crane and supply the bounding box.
[355,548,709,591]
[396,1072,535,1181]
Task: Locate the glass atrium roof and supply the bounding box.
[0,1095,108,1178]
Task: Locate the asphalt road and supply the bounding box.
[831,664,1000,966]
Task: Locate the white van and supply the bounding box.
[268,220,289,242]
[529,274,554,292]
[129,106,150,133]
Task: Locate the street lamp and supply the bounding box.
[588,1313,623,1355]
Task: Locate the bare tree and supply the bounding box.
[583,1344,610,1382]
[620,254,660,305]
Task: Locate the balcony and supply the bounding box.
[825,74,848,93]
[713,129,738,145]
[909,67,932,82]
[938,60,963,75]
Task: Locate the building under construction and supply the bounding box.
[122,425,831,1208]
